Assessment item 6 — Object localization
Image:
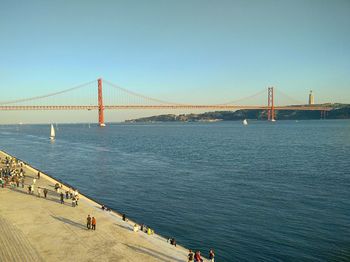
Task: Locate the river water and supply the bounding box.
[0,120,349,261]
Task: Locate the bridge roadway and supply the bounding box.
[0,105,332,111]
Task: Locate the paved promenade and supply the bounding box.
[0,150,204,262]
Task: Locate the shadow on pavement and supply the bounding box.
[51,215,86,230]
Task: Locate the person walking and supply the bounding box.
[209,249,215,262]
[60,192,64,204]
[76,194,79,206]
[91,217,96,230]
[28,185,32,194]
[43,188,48,198]
[37,171,40,179]
[87,215,92,229]
[188,250,194,262]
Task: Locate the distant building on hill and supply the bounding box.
[308,90,314,105]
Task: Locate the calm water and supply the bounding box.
[1,120,350,261]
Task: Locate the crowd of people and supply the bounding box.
[0,156,81,209]
[0,156,26,189]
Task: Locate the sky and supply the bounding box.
[0,0,349,123]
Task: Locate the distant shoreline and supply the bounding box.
[125,105,350,123]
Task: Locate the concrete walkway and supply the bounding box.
[0,151,204,262]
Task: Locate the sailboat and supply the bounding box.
[50,124,55,140]
[243,119,248,125]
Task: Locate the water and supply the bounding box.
[1,120,350,261]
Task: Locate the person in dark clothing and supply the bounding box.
[122,214,126,221]
[60,192,64,204]
[37,171,40,179]
[188,250,194,262]
[87,215,92,229]
[170,238,177,246]
[43,188,48,198]
[65,191,69,199]
[209,249,215,262]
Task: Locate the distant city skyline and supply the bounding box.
[0,0,349,123]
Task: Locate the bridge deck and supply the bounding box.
[0,105,332,111]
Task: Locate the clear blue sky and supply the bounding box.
[0,0,349,123]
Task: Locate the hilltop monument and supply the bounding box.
[309,90,315,105]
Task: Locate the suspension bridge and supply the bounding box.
[0,78,332,126]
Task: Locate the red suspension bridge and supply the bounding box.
[0,78,331,126]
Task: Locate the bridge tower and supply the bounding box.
[267,87,275,121]
[98,78,105,127]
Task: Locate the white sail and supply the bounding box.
[50,124,55,139]
[243,119,248,125]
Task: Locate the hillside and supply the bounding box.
[125,104,350,122]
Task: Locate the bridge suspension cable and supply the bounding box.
[0,80,96,105]
[104,80,190,106]
[214,88,266,106]
[274,88,305,105]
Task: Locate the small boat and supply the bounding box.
[243,119,248,125]
[50,124,55,140]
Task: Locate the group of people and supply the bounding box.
[55,183,80,207]
[86,214,97,230]
[188,249,215,262]
[27,174,49,199]
[168,237,177,246]
[0,156,26,189]
[139,223,154,235]
[0,157,50,199]
[101,204,112,211]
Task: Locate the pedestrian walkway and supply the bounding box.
[0,216,43,262]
